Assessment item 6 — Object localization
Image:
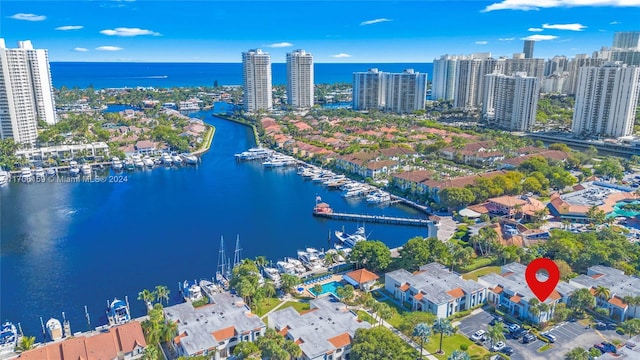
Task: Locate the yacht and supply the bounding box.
[69,161,80,176]
[172,154,183,165]
[287,258,307,274]
[335,226,368,248]
[81,164,91,175]
[276,260,296,275]
[0,322,18,355]
[366,191,391,204]
[234,147,273,160]
[142,156,154,167]
[34,167,46,180]
[107,298,131,326]
[199,279,221,299]
[0,168,9,186]
[181,153,198,164]
[263,267,281,283]
[341,184,367,198]
[111,157,123,171]
[46,318,63,341]
[182,280,203,302]
[46,168,57,177]
[20,167,33,182]
[161,153,173,165]
[132,155,144,168]
[298,248,325,270]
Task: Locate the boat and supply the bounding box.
[161,153,173,165]
[335,226,368,248]
[234,147,273,161]
[287,258,307,274]
[0,322,18,355]
[342,184,368,198]
[366,191,391,204]
[182,280,203,302]
[181,153,198,164]
[81,164,91,175]
[46,168,57,177]
[46,318,63,341]
[298,248,325,270]
[111,157,123,171]
[106,297,131,326]
[67,161,80,176]
[263,267,282,283]
[124,158,135,171]
[0,168,8,186]
[276,260,296,275]
[199,279,221,299]
[142,156,154,167]
[132,155,144,168]
[34,167,45,179]
[20,167,33,182]
[172,154,183,165]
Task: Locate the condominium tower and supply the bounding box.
[384,69,427,113]
[483,72,539,132]
[0,39,57,145]
[242,49,272,112]
[571,63,640,138]
[431,55,460,101]
[613,32,640,50]
[352,68,386,110]
[286,50,314,109]
[523,40,535,59]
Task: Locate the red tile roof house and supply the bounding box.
[391,170,435,193]
[134,140,158,155]
[421,171,508,203]
[498,150,568,169]
[20,321,146,360]
[364,160,399,179]
[439,141,505,166]
[344,269,380,291]
[335,151,378,177]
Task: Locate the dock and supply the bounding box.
[313,210,432,227]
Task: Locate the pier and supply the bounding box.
[313,210,432,227]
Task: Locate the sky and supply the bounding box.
[1,0,639,63]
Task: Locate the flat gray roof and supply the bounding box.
[571,265,640,299]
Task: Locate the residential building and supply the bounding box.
[571,63,640,138]
[498,150,568,169]
[613,32,640,50]
[391,169,434,194]
[164,292,266,359]
[544,55,568,76]
[439,140,505,166]
[483,72,539,132]
[0,39,57,145]
[523,40,535,59]
[343,268,380,291]
[286,49,314,109]
[547,181,636,222]
[431,55,460,101]
[485,195,546,217]
[542,72,570,94]
[478,263,576,324]
[566,55,605,94]
[570,265,640,321]
[610,50,640,66]
[422,170,508,203]
[385,262,486,318]
[352,68,386,110]
[268,297,370,360]
[16,142,110,162]
[20,321,146,360]
[454,55,505,109]
[383,69,427,113]
[242,49,272,112]
[504,58,545,81]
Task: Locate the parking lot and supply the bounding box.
[455,309,627,360]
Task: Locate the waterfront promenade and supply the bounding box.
[313,210,433,227]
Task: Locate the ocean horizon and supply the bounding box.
[50,62,433,89]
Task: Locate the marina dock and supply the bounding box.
[313,210,432,227]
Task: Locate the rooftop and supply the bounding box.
[548,181,636,216]
[571,265,640,299]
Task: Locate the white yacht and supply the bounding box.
[46,168,57,177]
[335,226,368,248]
[366,191,391,204]
[142,156,154,167]
[172,154,183,164]
[276,260,296,275]
[46,318,63,341]
[0,322,18,355]
[111,157,123,171]
[34,167,46,180]
[161,153,173,165]
[81,164,91,175]
[263,267,282,283]
[69,161,80,176]
[132,155,144,168]
[124,158,135,171]
[287,258,307,274]
[181,153,198,164]
[0,168,8,186]
[235,147,273,160]
[20,167,33,182]
[298,248,325,270]
[342,184,367,198]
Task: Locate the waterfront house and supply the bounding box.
[391,169,434,194]
[19,321,146,360]
[570,266,640,321]
[164,292,266,359]
[343,269,379,291]
[439,141,505,166]
[478,263,576,324]
[364,160,398,179]
[268,297,370,360]
[421,170,507,203]
[134,140,158,155]
[385,262,486,318]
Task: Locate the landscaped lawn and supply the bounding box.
[424,334,489,360]
[279,301,310,314]
[461,266,501,281]
[254,297,282,317]
[382,299,408,328]
[357,310,375,324]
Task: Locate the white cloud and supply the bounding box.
[610,21,621,24]
[74,47,89,52]
[360,18,392,26]
[498,37,516,41]
[528,27,543,32]
[56,25,83,31]
[265,42,293,48]
[521,34,559,41]
[483,0,640,12]
[475,41,489,45]
[331,53,352,58]
[96,46,123,51]
[542,23,586,31]
[9,13,46,21]
[100,27,160,37]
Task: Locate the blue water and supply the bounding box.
[309,281,345,297]
[0,111,429,338]
[50,62,433,89]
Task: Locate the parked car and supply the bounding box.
[522,333,536,344]
[500,347,514,356]
[489,316,504,326]
[508,324,521,333]
[541,332,556,343]
[512,329,528,339]
[601,342,617,353]
[471,330,486,342]
[492,341,506,352]
[606,323,617,330]
[596,322,607,330]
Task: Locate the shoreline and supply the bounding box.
[191,124,216,156]
[212,113,260,147]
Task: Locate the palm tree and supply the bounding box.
[142,344,160,360]
[528,298,541,322]
[160,321,178,343]
[623,296,638,320]
[448,350,471,360]
[263,279,276,305]
[432,318,454,355]
[594,286,611,306]
[255,256,268,269]
[324,252,336,267]
[283,340,302,359]
[16,336,36,352]
[138,289,157,310]
[565,347,590,360]
[313,284,323,298]
[539,303,550,323]
[413,323,432,359]
[155,285,170,305]
[280,274,300,295]
[486,324,506,351]
[377,303,396,326]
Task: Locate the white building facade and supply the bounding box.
[352,68,386,110]
[242,49,272,112]
[384,69,427,113]
[483,72,539,132]
[431,55,460,101]
[613,32,640,50]
[0,39,57,145]
[286,49,314,109]
[571,63,640,138]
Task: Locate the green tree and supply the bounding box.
[621,319,640,338]
[438,187,475,210]
[313,284,323,298]
[398,311,436,337]
[349,240,392,272]
[280,273,300,294]
[432,318,454,355]
[138,289,157,308]
[351,327,415,360]
[233,341,261,359]
[486,323,506,351]
[570,288,596,314]
[413,323,432,359]
[594,157,624,180]
[283,339,302,359]
[336,284,356,304]
[230,259,261,307]
[155,285,170,305]
[448,350,471,360]
[142,344,160,360]
[565,347,590,360]
[263,279,276,305]
[16,336,36,352]
[594,286,611,304]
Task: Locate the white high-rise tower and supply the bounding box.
[286,50,314,109]
[0,39,57,145]
[384,69,427,114]
[483,72,539,132]
[242,49,272,112]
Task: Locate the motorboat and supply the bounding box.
[143,156,154,167]
[298,248,325,270]
[341,184,367,198]
[276,260,296,275]
[46,318,63,341]
[132,155,144,168]
[81,164,91,175]
[287,258,307,274]
[182,280,203,302]
[0,168,9,186]
[181,153,198,164]
[46,168,57,177]
[34,167,45,179]
[20,167,33,182]
[263,267,281,283]
[112,157,123,171]
[161,153,173,165]
[366,191,391,204]
[199,279,221,299]
[107,298,131,326]
[0,322,18,355]
[234,147,273,160]
[124,158,135,171]
[172,154,183,164]
[335,226,368,248]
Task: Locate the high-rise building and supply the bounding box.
[0,39,57,145]
[544,55,569,76]
[352,68,386,110]
[566,55,605,95]
[286,49,314,109]
[483,72,539,132]
[504,57,545,81]
[453,54,503,109]
[572,63,640,138]
[384,69,427,113]
[613,32,640,50]
[242,49,272,112]
[523,40,535,59]
[431,55,460,101]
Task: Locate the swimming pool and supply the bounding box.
[309,281,344,297]
[610,200,640,218]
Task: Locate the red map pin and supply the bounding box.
[525,258,560,302]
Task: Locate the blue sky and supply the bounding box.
[2,0,639,62]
